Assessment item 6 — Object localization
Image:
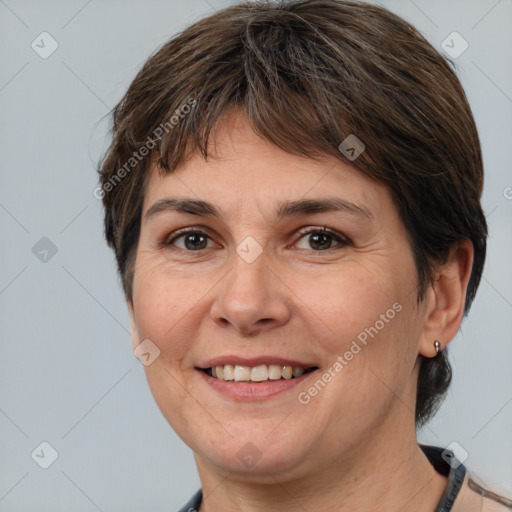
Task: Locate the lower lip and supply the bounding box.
[196,369,318,400]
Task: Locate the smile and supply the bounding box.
[203,364,318,382]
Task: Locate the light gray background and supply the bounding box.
[1,0,511,510]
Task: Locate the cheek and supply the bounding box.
[288,259,418,416]
[285,260,403,355]
[131,265,204,362]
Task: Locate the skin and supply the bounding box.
[127,110,474,512]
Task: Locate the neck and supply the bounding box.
[195,420,447,512]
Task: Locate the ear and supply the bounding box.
[127,300,141,352]
[418,239,474,357]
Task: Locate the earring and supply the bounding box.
[434,340,442,355]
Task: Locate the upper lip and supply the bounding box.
[196,356,318,369]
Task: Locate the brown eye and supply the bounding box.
[165,229,212,251]
[294,227,350,251]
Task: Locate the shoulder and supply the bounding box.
[452,471,512,512]
[419,444,511,512]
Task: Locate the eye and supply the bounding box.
[293,226,351,251]
[163,226,351,253]
[164,228,216,251]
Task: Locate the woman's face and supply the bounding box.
[128,112,432,480]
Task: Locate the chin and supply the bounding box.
[205,452,310,482]
[192,427,316,479]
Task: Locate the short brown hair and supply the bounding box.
[97,0,487,427]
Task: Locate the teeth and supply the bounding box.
[281,365,292,379]
[268,364,282,380]
[251,365,268,382]
[206,364,312,382]
[292,366,305,378]
[223,364,234,381]
[234,365,251,381]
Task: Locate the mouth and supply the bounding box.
[198,364,319,383]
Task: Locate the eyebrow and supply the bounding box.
[144,197,374,222]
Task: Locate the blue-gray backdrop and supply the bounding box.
[1,0,511,510]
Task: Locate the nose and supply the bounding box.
[209,248,291,336]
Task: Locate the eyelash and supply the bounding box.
[163,226,351,253]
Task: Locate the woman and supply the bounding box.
[97,1,511,510]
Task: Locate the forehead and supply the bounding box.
[143,112,387,220]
